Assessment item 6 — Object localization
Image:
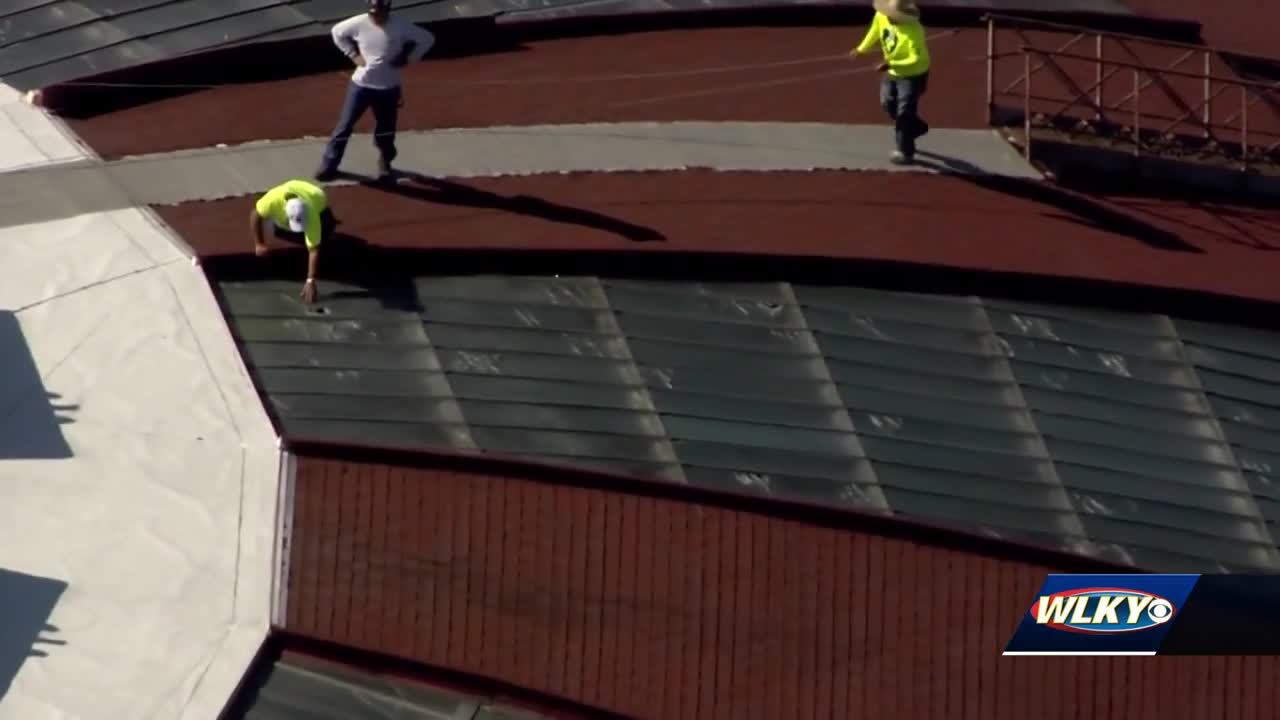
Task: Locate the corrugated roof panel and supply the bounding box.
[217,273,1280,572]
[987,302,1278,572]
[606,279,885,511]
[230,652,543,720]
[795,286,1084,545]
[1178,318,1280,559]
[0,1,308,88]
[0,0,501,91]
[417,275,679,474]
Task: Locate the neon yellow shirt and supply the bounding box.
[255,179,328,250]
[855,12,931,78]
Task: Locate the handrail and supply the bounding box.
[982,12,1280,65]
[1023,47,1280,90]
[986,14,1280,173]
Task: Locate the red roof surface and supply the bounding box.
[160,170,1280,306]
[1124,0,1280,56]
[71,25,994,160]
[283,448,1280,720]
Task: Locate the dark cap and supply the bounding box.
[368,0,391,9]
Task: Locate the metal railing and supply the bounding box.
[984,13,1280,172]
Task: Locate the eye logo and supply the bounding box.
[1031,588,1176,634]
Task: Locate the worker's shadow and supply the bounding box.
[244,224,424,316]
[912,151,1203,254]
[339,170,666,243]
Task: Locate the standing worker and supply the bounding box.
[251,179,335,304]
[315,0,436,181]
[850,0,931,165]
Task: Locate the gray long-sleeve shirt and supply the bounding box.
[331,14,435,90]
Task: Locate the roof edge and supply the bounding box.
[285,438,1139,576]
[205,248,1280,333]
[221,629,630,720]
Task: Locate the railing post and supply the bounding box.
[1241,85,1249,172]
[1024,52,1032,162]
[986,16,995,125]
[1095,34,1104,125]
[1133,69,1141,157]
[1203,51,1212,139]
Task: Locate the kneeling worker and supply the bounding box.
[251,179,334,304]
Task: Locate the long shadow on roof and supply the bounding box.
[0,310,76,460]
[343,170,666,243]
[224,230,425,315]
[914,151,1205,254]
[0,569,67,703]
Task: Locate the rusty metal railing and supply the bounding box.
[984,13,1280,172]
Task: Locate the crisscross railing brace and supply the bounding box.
[1249,80,1280,147]
[1111,43,1218,139]
[1221,80,1280,126]
[1156,82,1233,139]
[1045,62,1127,126]
[1022,45,1111,122]
[999,29,1088,95]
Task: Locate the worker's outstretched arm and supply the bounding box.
[852,16,882,55]
[250,209,266,253]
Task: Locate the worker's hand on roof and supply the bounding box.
[254,241,269,257]
[301,280,317,304]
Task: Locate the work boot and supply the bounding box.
[314,165,339,182]
[890,151,913,165]
[378,156,394,180]
[914,119,930,139]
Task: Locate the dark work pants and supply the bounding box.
[320,82,402,172]
[879,72,929,157]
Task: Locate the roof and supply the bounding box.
[159,168,1280,306]
[228,650,565,720]
[0,79,278,719]
[0,0,506,93]
[276,448,1280,719]
[211,268,1280,574]
[62,25,996,159]
[7,1,1280,716]
[0,123,1040,228]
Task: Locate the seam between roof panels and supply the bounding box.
[971,296,1092,554]
[1167,315,1280,569]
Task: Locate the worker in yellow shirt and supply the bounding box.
[250,179,334,304]
[850,0,931,164]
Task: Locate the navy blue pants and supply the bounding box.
[320,82,402,172]
[879,73,929,157]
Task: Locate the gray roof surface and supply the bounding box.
[217,273,1280,574]
[0,122,1039,229]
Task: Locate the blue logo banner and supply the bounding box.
[1004,574,1200,655]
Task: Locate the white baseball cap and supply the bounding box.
[285,197,307,233]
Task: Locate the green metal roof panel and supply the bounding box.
[216,273,1280,573]
[229,652,538,720]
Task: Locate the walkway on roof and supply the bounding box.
[0,121,1040,228]
[0,82,278,720]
